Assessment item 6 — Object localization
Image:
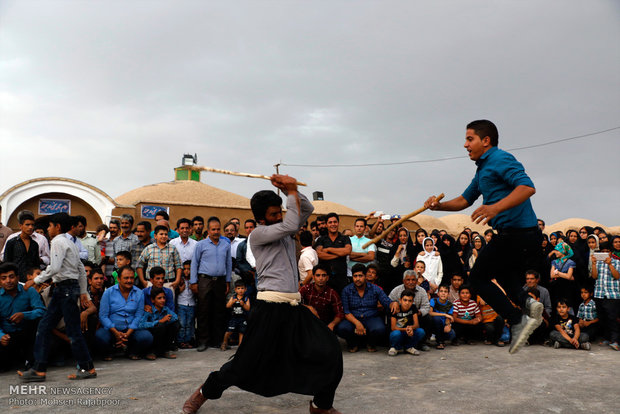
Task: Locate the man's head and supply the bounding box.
[192,216,204,237]
[135,221,152,243]
[458,285,472,302]
[354,218,366,237]
[244,219,257,236]
[251,190,283,225]
[402,270,417,291]
[177,218,192,239]
[206,217,221,242]
[48,212,72,238]
[524,270,540,288]
[326,213,339,235]
[154,210,169,221]
[230,218,241,230]
[150,287,166,309]
[149,266,166,288]
[88,267,105,290]
[108,219,120,238]
[299,230,313,248]
[17,210,35,236]
[526,286,540,301]
[465,120,497,161]
[224,221,237,241]
[312,263,330,289]
[310,221,319,239]
[451,274,463,289]
[556,299,569,317]
[154,225,169,246]
[0,262,19,292]
[537,219,545,231]
[118,266,136,290]
[74,215,87,237]
[115,251,132,269]
[351,263,367,288]
[437,285,449,301]
[120,214,134,235]
[366,263,379,284]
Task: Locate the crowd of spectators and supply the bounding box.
[1,207,618,374]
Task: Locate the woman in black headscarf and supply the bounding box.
[387,227,416,293]
[566,229,588,290]
[456,231,473,277]
[438,234,462,285]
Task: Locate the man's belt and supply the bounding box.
[199,274,225,281]
[497,226,539,235]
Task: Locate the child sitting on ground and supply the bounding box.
[176,260,196,349]
[550,298,590,350]
[476,295,505,347]
[452,285,482,344]
[448,274,463,303]
[388,289,425,356]
[221,280,250,351]
[429,285,455,349]
[138,287,179,360]
[577,286,599,341]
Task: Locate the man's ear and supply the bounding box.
[482,136,492,147]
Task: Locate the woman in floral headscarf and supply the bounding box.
[549,239,577,311]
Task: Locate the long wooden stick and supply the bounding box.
[191,166,307,186]
[362,193,445,249]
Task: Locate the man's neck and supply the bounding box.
[121,232,131,239]
[328,231,339,240]
[355,234,364,239]
[5,288,18,297]
[180,236,189,243]
[140,239,150,246]
[19,232,31,241]
[355,284,366,295]
[209,237,219,244]
[313,284,325,293]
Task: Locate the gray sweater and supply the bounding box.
[388,284,430,316]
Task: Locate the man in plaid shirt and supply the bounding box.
[137,225,182,289]
[299,263,344,331]
[591,242,620,351]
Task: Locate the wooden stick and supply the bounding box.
[362,193,445,249]
[191,166,307,186]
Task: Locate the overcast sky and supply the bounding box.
[1,1,618,226]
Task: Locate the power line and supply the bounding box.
[280,126,620,168]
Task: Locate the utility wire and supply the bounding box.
[280,126,620,168]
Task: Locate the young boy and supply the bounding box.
[221,280,250,351]
[143,267,175,311]
[138,287,179,359]
[526,287,550,345]
[177,261,196,349]
[112,251,133,285]
[429,285,455,349]
[448,274,463,303]
[591,241,620,351]
[550,299,590,350]
[413,261,430,294]
[577,287,599,341]
[388,289,425,356]
[477,295,506,346]
[452,285,482,344]
[25,267,47,293]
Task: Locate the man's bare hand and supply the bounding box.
[0,334,11,346]
[354,323,366,336]
[270,174,298,195]
[424,196,441,210]
[471,204,500,225]
[389,302,400,314]
[80,294,92,309]
[9,312,24,324]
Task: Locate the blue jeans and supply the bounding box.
[432,316,456,343]
[95,328,153,356]
[177,305,196,343]
[389,328,425,350]
[335,316,386,348]
[33,280,93,372]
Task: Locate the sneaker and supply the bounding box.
[580,342,591,351]
[419,344,431,352]
[509,314,542,354]
[405,347,420,356]
[525,297,544,323]
[553,341,561,349]
[388,347,398,356]
[610,342,620,351]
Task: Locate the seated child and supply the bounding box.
[176,260,196,349]
[476,295,505,347]
[550,298,590,350]
[452,285,482,344]
[526,287,550,345]
[577,286,599,341]
[143,267,175,312]
[413,261,430,294]
[429,285,455,349]
[221,280,250,351]
[388,289,425,356]
[448,274,463,303]
[25,266,46,293]
[112,251,134,285]
[138,287,179,359]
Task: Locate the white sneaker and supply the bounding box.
[388,347,398,356]
[580,342,591,351]
[405,347,420,356]
[509,314,541,354]
[525,297,544,323]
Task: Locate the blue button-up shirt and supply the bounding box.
[462,146,537,229]
[142,286,175,311]
[341,282,393,319]
[0,284,46,336]
[190,237,232,284]
[99,284,145,331]
[138,305,178,329]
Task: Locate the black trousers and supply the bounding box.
[0,320,38,371]
[196,276,227,346]
[470,229,543,326]
[148,321,180,355]
[482,315,505,343]
[595,298,619,344]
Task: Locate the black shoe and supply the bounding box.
[196,343,208,352]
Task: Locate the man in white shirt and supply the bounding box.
[170,218,197,264]
[299,230,318,285]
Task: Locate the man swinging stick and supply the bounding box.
[424,120,544,354]
[183,174,342,414]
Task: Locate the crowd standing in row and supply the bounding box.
[0,206,618,380]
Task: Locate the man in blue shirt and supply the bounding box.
[335,263,399,352]
[190,216,231,352]
[425,120,544,354]
[0,262,46,371]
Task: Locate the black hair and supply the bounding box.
[89,267,104,278]
[366,263,379,272]
[525,269,540,279]
[325,212,339,222]
[75,215,87,227]
[351,263,367,275]
[580,286,594,295]
[177,217,192,228]
[599,241,612,251]
[537,219,545,226]
[118,265,135,278]
[150,287,165,300]
[244,219,257,227]
[400,289,416,299]
[83,260,95,269]
[137,221,152,232]
[154,225,168,235]
[26,266,40,276]
[155,210,169,221]
[451,273,463,280]
[526,286,540,299]
[234,280,246,288]
[556,298,569,307]
[299,230,313,247]
[316,215,327,223]
[192,216,204,224]
[109,219,121,228]
[115,250,132,262]
[250,190,282,222]
[355,217,367,226]
[48,212,72,233]
[17,210,35,224]
[310,220,317,229]
[207,216,221,227]
[0,262,19,276]
[466,119,498,146]
[438,284,450,292]
[458,284,471,293]
[312,263,331,275]
[149,266,166,279]
[183,260,192,267]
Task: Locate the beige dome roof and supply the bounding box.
[410,214,448,232]
[311,200,362,216]
[546,218,609,235]
[440,213,492,236]
[608,226,620,235]
[115,180,250,209]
